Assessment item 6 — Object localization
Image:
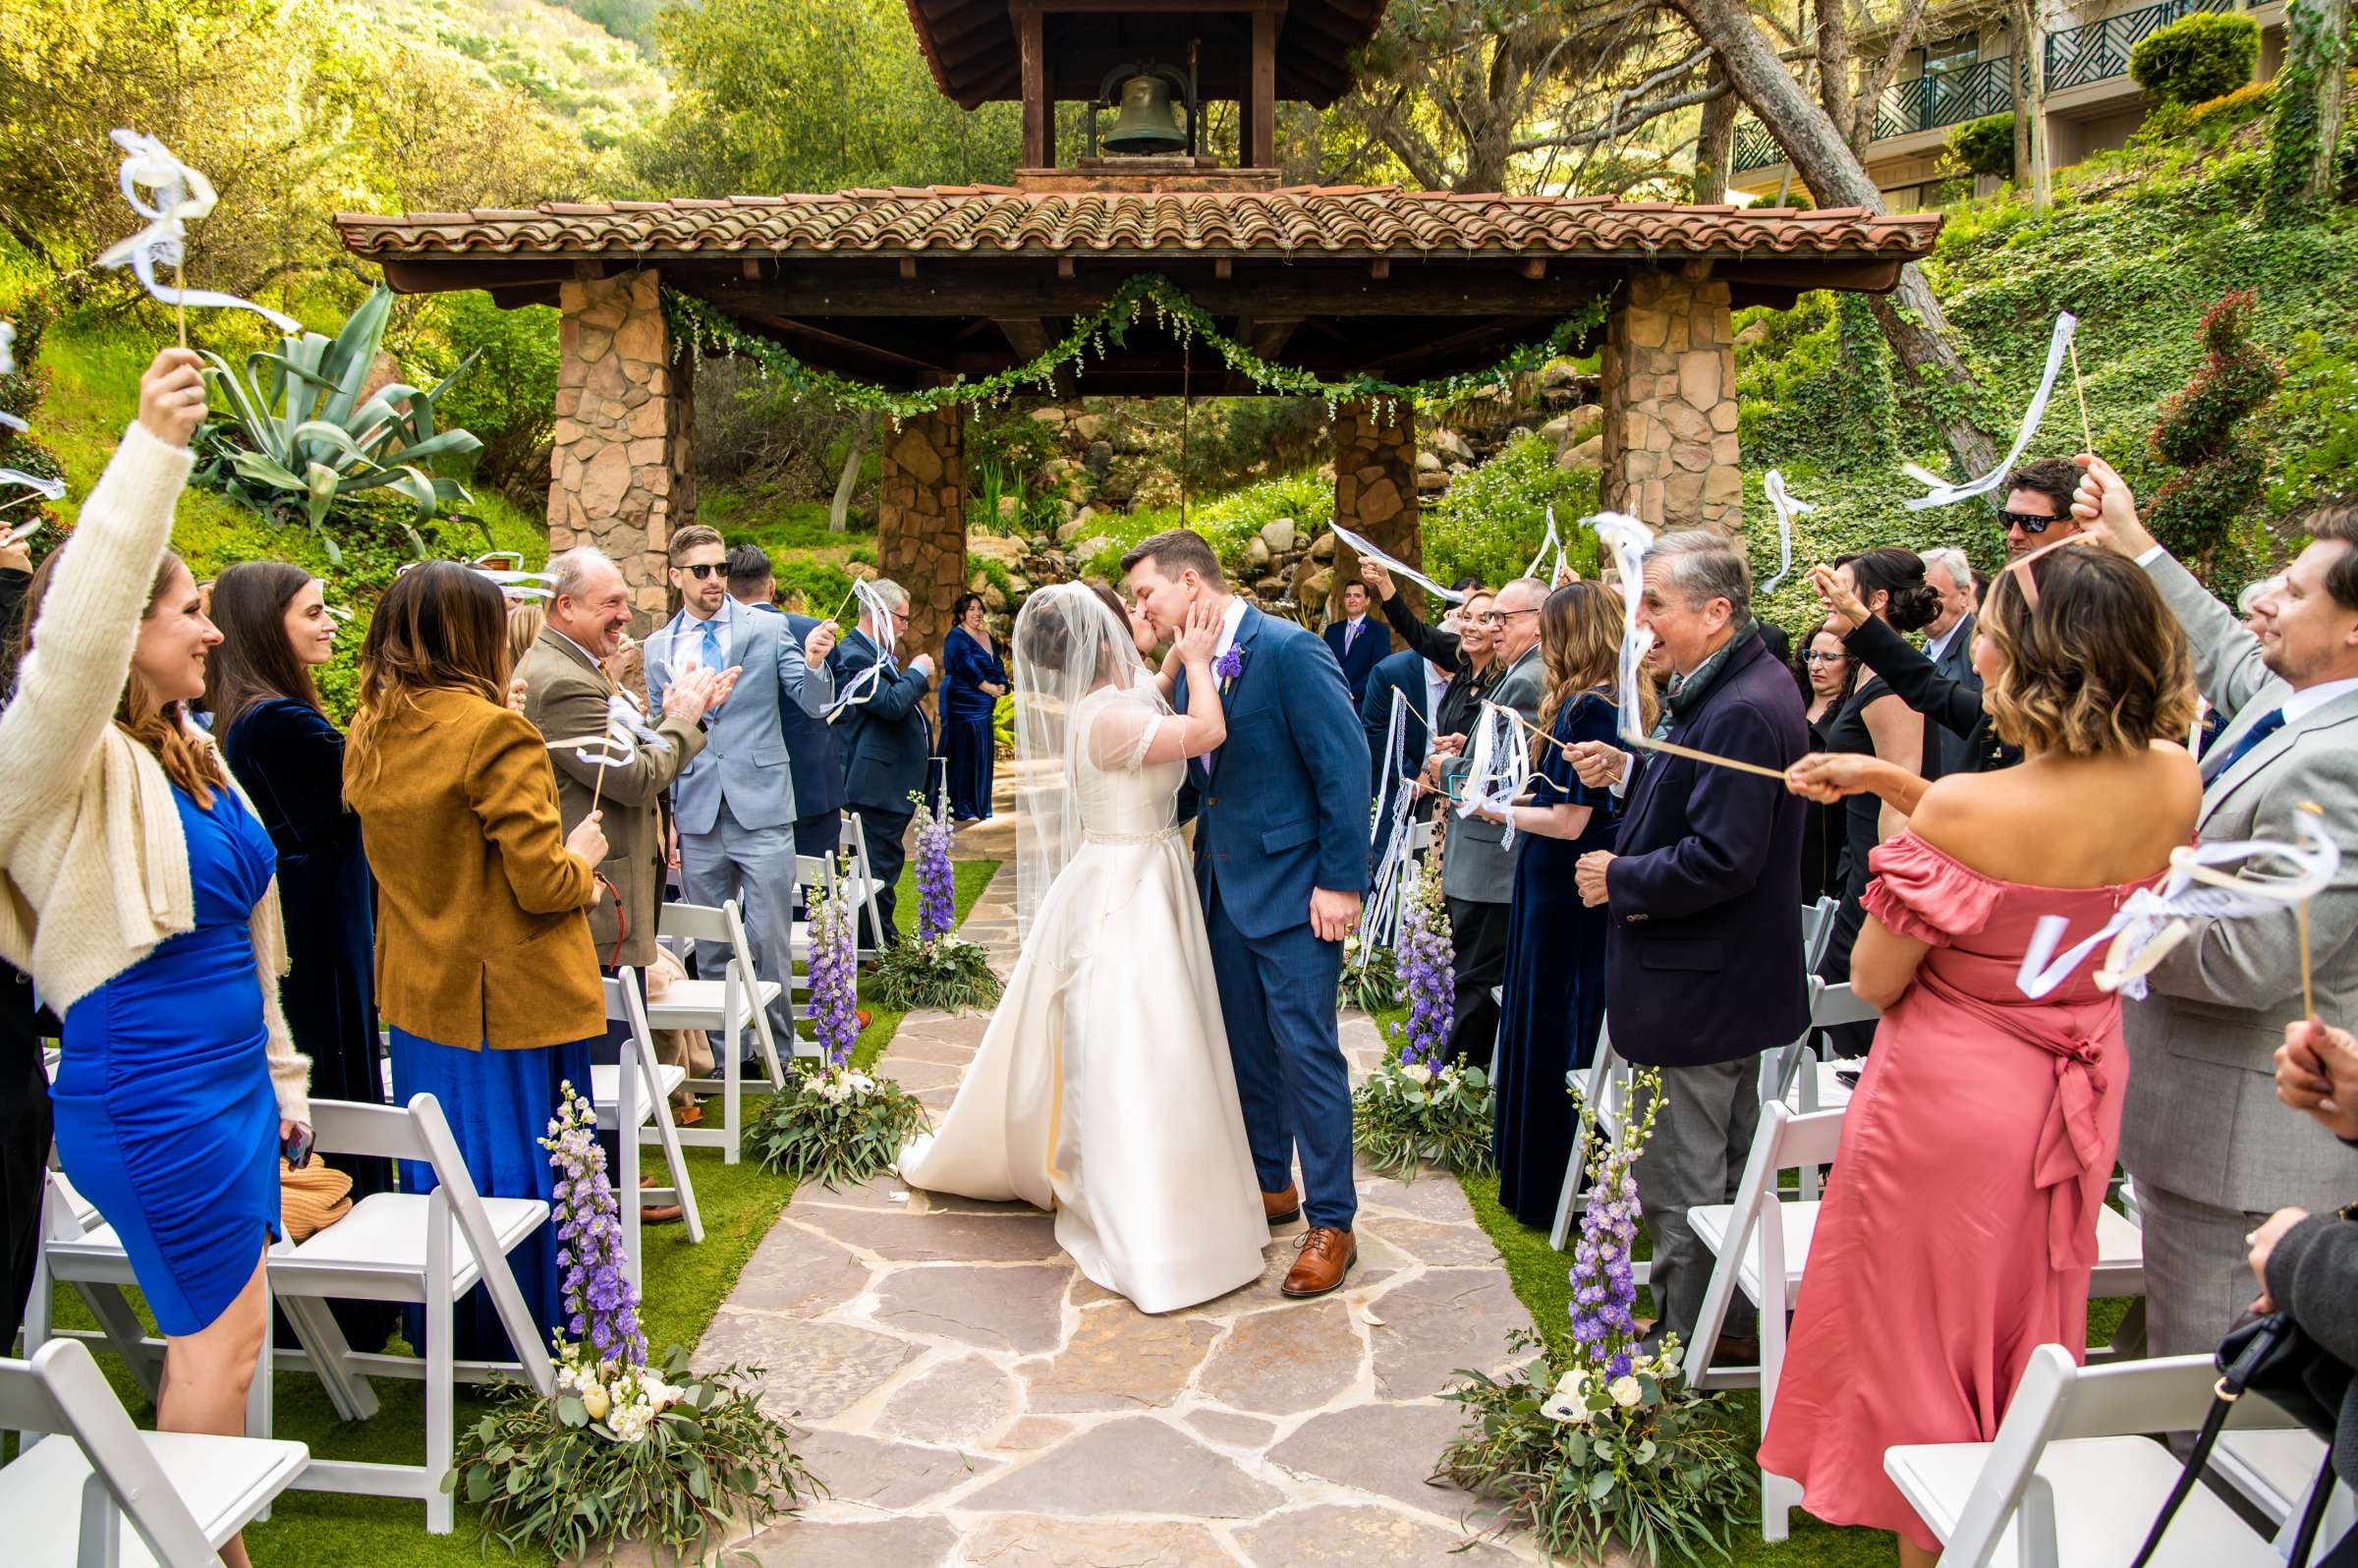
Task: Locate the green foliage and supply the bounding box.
[966,408,1061,534]
[745,1069,931,1190]
[2268,329,2358,517]
[2145,290,2281,572]
[866,935,1004,1013]
[450,1344,815,1560]
[0,295,65,531]
[1084,467,1334,581]
[1437,1329,1756,1565]
[422,294,561,506]
[1351,1055,1495,1180]
[1949,114,2018,180]
[194,286,482,562]
[1422,431,1600,588]
[2265,0,2347,222]
[2130,11,2261,109]
[1338,933,1401,1013]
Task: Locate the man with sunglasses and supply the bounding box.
[648,525,838,1051]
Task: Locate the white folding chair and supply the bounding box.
[650,899,789,1162]
[2211,1428,2340,1533]
[1885,1345,2309,1567]
[1549,1024,1644,1257]
[1,1338,308,1568]
[1798,895,1839,972]
[838,816,887,958]
[599,970,705,1288]
[1409,818,1435,855]
[1763,980,1881,1199]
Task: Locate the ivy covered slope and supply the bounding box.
[1736,98,2358,635]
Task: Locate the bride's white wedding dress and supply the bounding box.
[898,684,1269,1314]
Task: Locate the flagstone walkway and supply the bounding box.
[693,817,1548,1566]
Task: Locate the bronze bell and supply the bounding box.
[1103,75,1187,155]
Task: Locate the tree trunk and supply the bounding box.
[1672,0,1999,478]
[829,409,874,534]
[1694,55,1738,201]
[2009,0,2052,207]
[1815,0,1862,151]
[2306,0,2352,203]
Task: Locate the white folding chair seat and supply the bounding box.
[2210,1428,2335,1530]
[1,1339,308,1568]
[598,970,705,1279]
[1409,818,1435,855]
[1687,1199,1823,1312]
[1884,1346,2307,1567]
[656,898,792,1167]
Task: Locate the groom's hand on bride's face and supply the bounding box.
[1310,887,1362,943]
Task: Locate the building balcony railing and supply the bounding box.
[1730,0,2248,174]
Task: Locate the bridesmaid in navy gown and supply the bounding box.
[1478,583,1635,1230]
[940,592,1009,820]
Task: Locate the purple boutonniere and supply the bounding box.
[1212,645,1245,685]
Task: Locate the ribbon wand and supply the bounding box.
[2297,801,2324,1021]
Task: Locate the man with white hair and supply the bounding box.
[832,579,934,947]
[1915,545,1979,776]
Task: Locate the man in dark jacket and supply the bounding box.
[1322,579,1387,708]
[727,545,847,861]
[832,579,934,948]
[1571,530,1810,1354]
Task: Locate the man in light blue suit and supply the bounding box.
[646,525,836,1047]
[1126,530,1371,1300]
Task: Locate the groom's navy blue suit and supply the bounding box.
[1176,602,1372,1232]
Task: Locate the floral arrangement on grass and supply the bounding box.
[1337,929,1401,1013]
[1436,1069,1753,1563]
[867,790,1002,1013]
[747,868,931,1188]
[452,1083,817,1561]
[1351,864,1492,1179]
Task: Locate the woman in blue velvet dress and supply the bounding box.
[1477,583,1639,1230]
[939,592,1009,820]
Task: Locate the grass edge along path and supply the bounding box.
[39,857,1001,1568]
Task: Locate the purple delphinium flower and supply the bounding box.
[908,790,956,944]
[807,866,861,1067]
[1393,865,1454,1068]
[1565,1071,1664,1376]
[539,1082,646,1368]
[1211,645,1244,683]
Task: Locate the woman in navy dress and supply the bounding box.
[939,592,1009,820]
[1478,583,1642,1230]
[212,561,395,1350]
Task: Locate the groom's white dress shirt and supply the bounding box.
[1211,593,1249,661]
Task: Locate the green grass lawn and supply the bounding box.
[37,857,999,1566]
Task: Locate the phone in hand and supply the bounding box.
[282,1124,315,1169]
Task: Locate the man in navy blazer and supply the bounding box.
[728,545,847,861]
[831,579,934,948]
[1128,530,1371,1299]
[1322,579,1387,708]
[1570,530,1809,1355]
[1361,645,1439,865]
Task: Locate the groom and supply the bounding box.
[1124,531,1372,1297]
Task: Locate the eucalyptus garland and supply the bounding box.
[661,272,1610,423]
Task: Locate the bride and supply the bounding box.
[898,582,1269,1313]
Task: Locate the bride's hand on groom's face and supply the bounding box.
[1173,599,1222,666]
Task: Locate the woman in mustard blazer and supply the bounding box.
[345,562,608,1360]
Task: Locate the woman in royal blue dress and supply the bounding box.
[1475,582,1646,1230]
[939,591,1009,821]
[0,350,309,1568]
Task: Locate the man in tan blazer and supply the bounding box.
[2080,461,2358,1357]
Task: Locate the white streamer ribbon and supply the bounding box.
[2017,813,2341,1000]
[1591,511,1655,744]
[1903,312,2076,511]
[0,470,63,501]
[544,694,672,771]
[0,321,14,376]
[94,131,300,334]
[1458,701,1532,848]
[1760,470,1816,595]
[821,578,899,717]
[1331,523,1467,605]
[1525,507,1567,586]
[1359,689,1422,959]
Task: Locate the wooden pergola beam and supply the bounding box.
[676,265,1620,319]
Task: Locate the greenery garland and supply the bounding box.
[661,272,1611,423]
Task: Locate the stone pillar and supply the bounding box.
[1325,398,1422,633]
[878,403,968,692]
[1600,267,1742,533]
[550,268,695,626]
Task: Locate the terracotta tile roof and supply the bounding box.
[334,188,1941,263]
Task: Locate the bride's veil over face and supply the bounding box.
[1010,583,1167,941]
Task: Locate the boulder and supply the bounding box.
[1253,576,1287,597]
[995,495,1020,521]
[1244,535,1272,569]
[1539,415,1572,444]
[1077,535,1115,561]
[981,580,1008,612]
[1566,402,1605,443]
[1416,469,1450,493]
[1428,427,1476,465]
[968,534,1026,566]
[1259,517,1297,554]
[1071,413,1105,442]
[1541,360,1580,391]
[1559,435,1603,472]
[1030,407,1067,427]
[1733,321,1771,352]
[1415,450,1444,473]
[1308,531,1336,563]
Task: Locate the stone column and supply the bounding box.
[550,268,695,626]
[878,403,968,696]
[1600,266,1742,533]
[1325,398,1422,634]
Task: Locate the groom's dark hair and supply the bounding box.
[1121,530,1225,588]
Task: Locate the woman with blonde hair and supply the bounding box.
[1475,580,1644,1228]
[344,560,609,1359]
[0,349,306,1568]
[1764,544,2203,1564]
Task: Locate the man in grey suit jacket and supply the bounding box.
[1918,546,1980,779]
[1436,576,1546,1062]
[646,525,837,1047]
[2081,464,2358,1357]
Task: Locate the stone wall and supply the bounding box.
[879,404,968,688]
[549,268,695,624]
[1600,267,1742,533]
[1324,399,1423,632]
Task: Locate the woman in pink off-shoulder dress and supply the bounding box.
[1763,542,2203,1565]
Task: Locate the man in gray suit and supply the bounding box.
[2080,460,2358,1357]
[646,524,837,1047]
[1918,546,1980,778]
[1436,576,1546,1062]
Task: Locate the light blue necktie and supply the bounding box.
[699,616,720,671]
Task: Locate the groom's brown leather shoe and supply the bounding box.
[1281,1227,1355,1297]
[1262,1185,1301,1225]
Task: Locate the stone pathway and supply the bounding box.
[695,816,1545,1566]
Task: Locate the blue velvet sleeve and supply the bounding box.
[1536,695,1619,809]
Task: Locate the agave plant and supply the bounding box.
[198,285,480,562]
